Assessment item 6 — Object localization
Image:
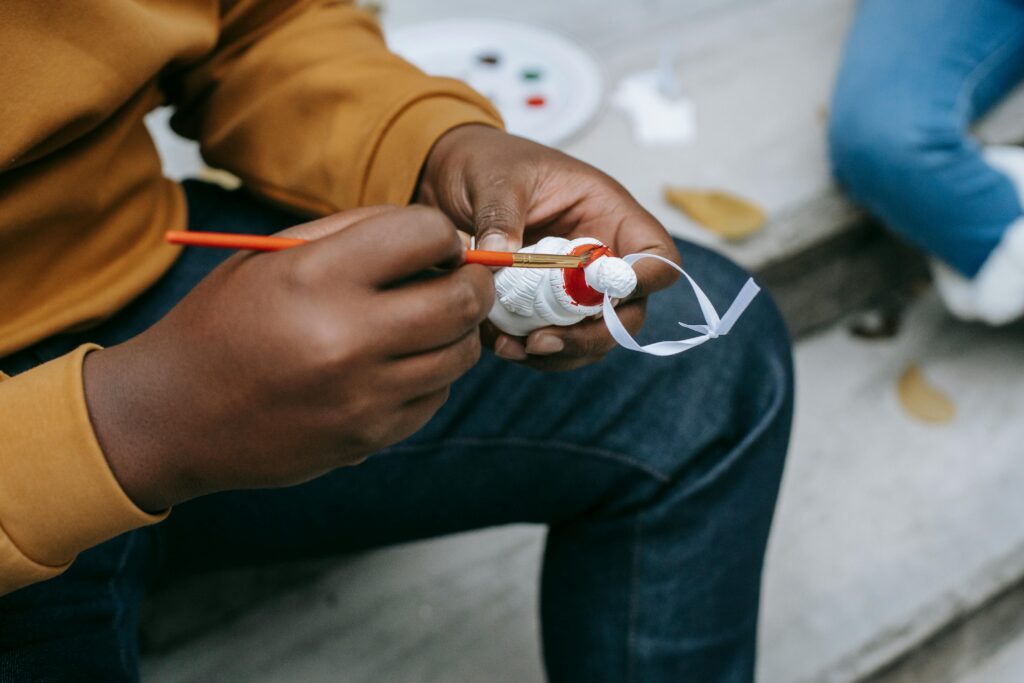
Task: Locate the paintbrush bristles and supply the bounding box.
[510,253,588,269]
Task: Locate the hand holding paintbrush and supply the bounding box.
[88,205,498,512]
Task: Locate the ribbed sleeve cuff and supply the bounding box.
[360,86,503,206]
[0,345,167,595]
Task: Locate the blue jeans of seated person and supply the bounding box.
[829,0,1024,277]
[0,181,793,683]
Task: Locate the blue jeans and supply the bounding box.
[0,182,793,682]
[829,0,1024,276]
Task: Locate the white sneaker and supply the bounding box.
[931,145,1024,325]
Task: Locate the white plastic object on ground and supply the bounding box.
[611,69,696,146]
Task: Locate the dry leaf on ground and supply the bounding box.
[897,364,956,425]
[664,187,766,241]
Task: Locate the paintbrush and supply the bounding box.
[164,231,602,269]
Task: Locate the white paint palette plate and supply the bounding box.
[387,19,603,147]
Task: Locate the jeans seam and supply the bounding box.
[955,28,1024,125]
[107,532,138,680]
[626,514,642,683]
[383,436,672,483]
[678,354,790,500]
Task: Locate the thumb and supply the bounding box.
[275,205,400,241]
[472,185,528,253]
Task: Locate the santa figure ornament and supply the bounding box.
[489,237,637,336]
[487,236,763,357]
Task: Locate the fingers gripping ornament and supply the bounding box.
[489,237,637,336]
[488,236,764,357]
[160,230,763,358]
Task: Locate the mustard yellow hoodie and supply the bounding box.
[0,0,501,595]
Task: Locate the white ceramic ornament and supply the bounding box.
[488,237,637,336]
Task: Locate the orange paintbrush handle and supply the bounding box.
[464,250,515,267]
[165,230,305,252]
[165,231,589,269]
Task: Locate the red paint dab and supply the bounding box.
[563,244,611,307]
[526,95,547,108]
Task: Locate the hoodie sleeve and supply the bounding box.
[164,0,503,216]
[0,346,167,596]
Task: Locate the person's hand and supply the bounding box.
[417,124,680,372]
[83,206,493,512]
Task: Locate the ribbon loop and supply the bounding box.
[601,253,760,357]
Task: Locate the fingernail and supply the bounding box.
[526,334,565,355]
[478,234,512,253]
[495,336,527,361]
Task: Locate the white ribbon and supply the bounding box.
[601,253,762,356]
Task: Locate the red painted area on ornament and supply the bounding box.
[563,244,611,307]
[526,95,547,107]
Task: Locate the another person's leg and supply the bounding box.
[828,0,1024,278]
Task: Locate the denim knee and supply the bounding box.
[826,77,1011,274]
[717,257,794,425]
[642,243,794,476]
[827,92,934,204]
